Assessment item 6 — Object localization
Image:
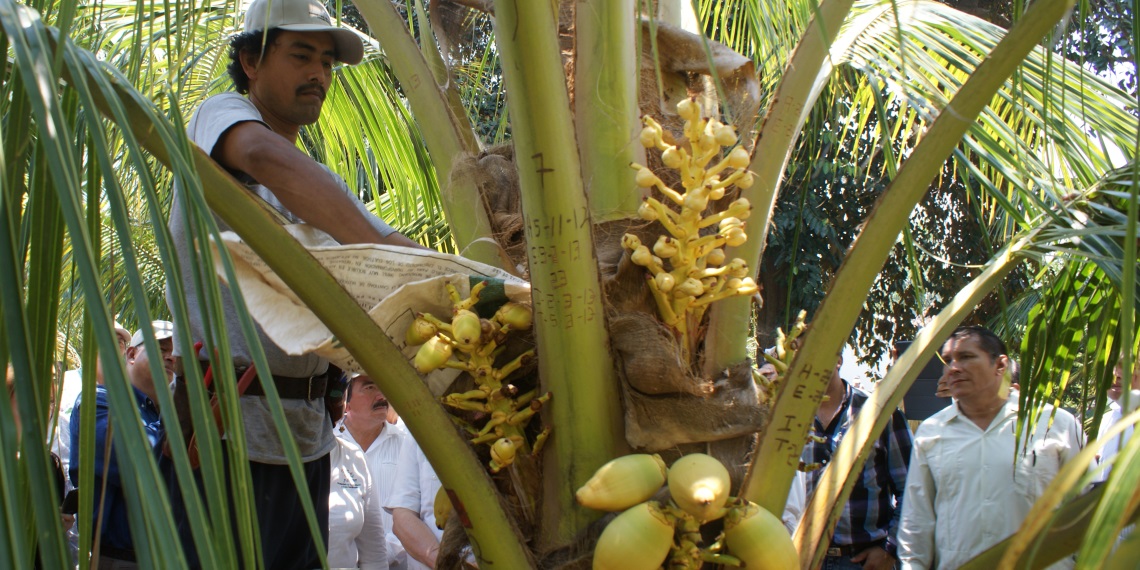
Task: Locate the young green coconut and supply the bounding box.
[592,501,675,570]
[576,454,668,512]
[667,453,732,522]
[724,501,798,570]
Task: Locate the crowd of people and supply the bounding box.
[781,325,1138,570]
[9,0,1138,567]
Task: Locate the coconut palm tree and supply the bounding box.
[1,0,1136,568]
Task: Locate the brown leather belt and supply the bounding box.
[198,361,331,401]
[826,539,886,557]
[229,366,330,400]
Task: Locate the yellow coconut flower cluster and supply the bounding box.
[626,98,759,362]
[752,309,808,403]
[578,452,797,570]
[406,281,550,473]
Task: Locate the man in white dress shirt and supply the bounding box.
[898,326,1081,570]
[336,374,409,568]
[385,436,443,570]
[1095,355,1140,481]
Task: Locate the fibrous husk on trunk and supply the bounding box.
[451,145,530,276]
[594,219,768,451]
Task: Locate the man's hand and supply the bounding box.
[851,546,896,570]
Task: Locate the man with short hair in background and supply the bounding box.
[70,321,173,568]
[335,374,409,568]
[898,326,1081,570]
[800,355,913,570]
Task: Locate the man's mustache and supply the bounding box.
[372,399,389,410]
[297,85,326,99]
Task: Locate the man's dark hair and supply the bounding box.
[227,29,284,94]
[344,374,369,403]
[946,325,1008,362]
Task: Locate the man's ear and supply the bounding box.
[240,48,262,82]
[995,354,1009,377]
[125,346,140,362]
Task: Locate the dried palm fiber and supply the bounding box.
[451,145,530,276]
[595,220,767,451]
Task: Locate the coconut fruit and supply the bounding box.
[576,454,668,512]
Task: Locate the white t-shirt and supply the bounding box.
[781,470,807,535]
[169,92,396,463]
[329,437,387,569]
[898,401,1081,570]
[384,437,442,570]
[336,418,408,567]
[1095,394,1139,482]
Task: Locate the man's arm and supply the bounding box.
[356,482,387,570]
[897,440,935,570]
[214,121,424,248]
[885,409,915,549]
[392,506,439,567]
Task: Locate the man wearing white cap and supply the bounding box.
[164,0,423,567]
[69,320,173,568]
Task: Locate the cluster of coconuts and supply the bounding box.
[577,452,797,570]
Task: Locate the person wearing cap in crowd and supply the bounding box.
[69,320,173,568]
[335,374,409,568]
[53,320,133,565]
[163,0,426,566]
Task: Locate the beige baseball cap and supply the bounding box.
[129,321,174,349]
[244,0,364,65]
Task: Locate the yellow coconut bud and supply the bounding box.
[490,437,518,467]
[736,170,755,189]
[635,166,659,188]
[667,453,732,521]
[728,259,750,278]
[715,124,737,147]
[654,272,676,293]
[593,501,674,570]
[723,502,798,570]
[653,236,679,259]
[719,217,743,231]
[433,486,453,530]
[495,302,533,331]
[677,98,700,121]
[631,246,655,268]
[576,454,668,512]
[705,248,726,267]
[661,146,683,169]
[451,309,482,346]
[735,277,759,295]
[729,197,752,219]
[637,201,659,222]
[621,233,643,251]
[677,278,705,297]
[405,316,438,346]
[708,185,726,201]
[639,126,659,148]
[727,146,750,169]
[414,336,452,374]
[723,227,747,247]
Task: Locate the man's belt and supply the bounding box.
[826,538,887,558]
[226,366,330,401]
